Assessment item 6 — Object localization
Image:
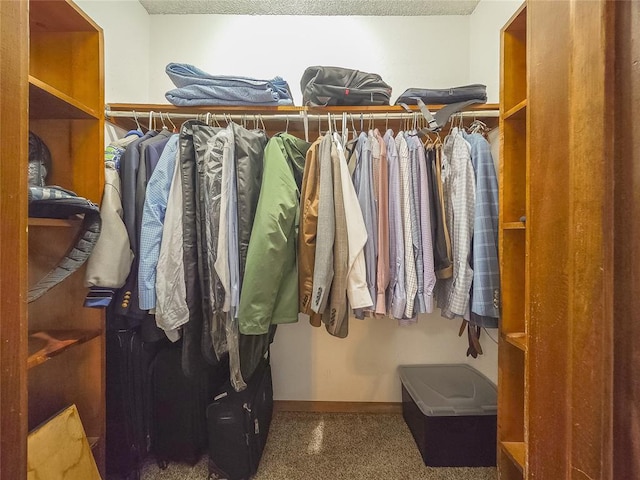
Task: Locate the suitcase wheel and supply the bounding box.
[157,459,169,470]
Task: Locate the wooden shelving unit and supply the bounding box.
[0,0,108,476]
[499,2,528,479]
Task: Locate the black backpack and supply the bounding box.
[300,66,392,106]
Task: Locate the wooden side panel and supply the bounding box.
[527,0,572,478]
[0,1,29,479]
[614,1,640,478]
[529,0,614,478]
[567,2,614,478]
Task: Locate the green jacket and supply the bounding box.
[238,133,310,335]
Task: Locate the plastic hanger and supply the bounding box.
[159,112,168,131]
[132,110,143,132]
[166,113,177,132]
[148,111,154,131]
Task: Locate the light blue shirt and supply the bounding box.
[463,131,500,325]
[138,134,179,310]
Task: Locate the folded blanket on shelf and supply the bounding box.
[165,63,294,106]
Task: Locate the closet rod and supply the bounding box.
[105,109,500,122]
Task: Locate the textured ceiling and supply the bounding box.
[139,0,481,16]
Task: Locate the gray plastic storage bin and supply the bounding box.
[399,364,497,467]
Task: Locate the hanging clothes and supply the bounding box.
[426,144,453,279]
[435,127,476,319]
[193,123,225,366]
[85,133,138,289]
[138,134,180,312]
[298,136,324,327]
[395,131,418,323]
[412,134,436,314]
[337,136,372,314]
[311,135,336,314]
[324,135,350,337]
[238,133,311,336]
[177,120,208,377]
[373,129,390,316]
[463,131,500,328]
[406,132,426,316]
[352,132,378,317]
[384,129,406,320]
[155,144,187,343]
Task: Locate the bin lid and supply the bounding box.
[399,364,497,416]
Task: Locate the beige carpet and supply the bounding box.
[141,412,497,480]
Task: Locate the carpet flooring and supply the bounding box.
[140,412,497,480]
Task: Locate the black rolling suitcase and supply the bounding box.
[106,326,163,480]
[151,342,228,467]
[207,354,273,480]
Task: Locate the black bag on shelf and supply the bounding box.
[151,342,229,468]
[301,66,392,106]
[394,84,487,105]
[28,131,52,187]
[27,186,101,302]
[207,354,273,480]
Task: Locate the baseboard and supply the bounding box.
[274,400,402,414]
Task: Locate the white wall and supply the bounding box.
[147,15,471,105]
[469,0,524,102]
[77,3,510,402]
[76,0,151,103]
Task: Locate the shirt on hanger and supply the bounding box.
[311,135,336,314]
[463,131,500,327]
[436,127,476,319]
[384,129,406,320]
[155,147,187,342]
[138,134,179,311]
[396,132,417,323]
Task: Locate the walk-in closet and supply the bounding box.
[0,1,637,479]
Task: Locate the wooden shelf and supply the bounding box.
[29,76,99,119]
[504,332,527,352]
[105,102,500,131]
[27,330,101,370]
[28,217,81,228]
[501,441,526,473]
[107,102,500,115]
[503,221,526,230]
[30,0,100,33]
[504,100,527,120]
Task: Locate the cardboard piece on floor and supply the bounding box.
[27,404,101,480]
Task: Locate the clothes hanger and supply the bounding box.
[148,110,154,132]
[158,112,167,131]
[165,113,177,133]
[132,110,143,132]
[350,114,357,140]
[302,111,309,142]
